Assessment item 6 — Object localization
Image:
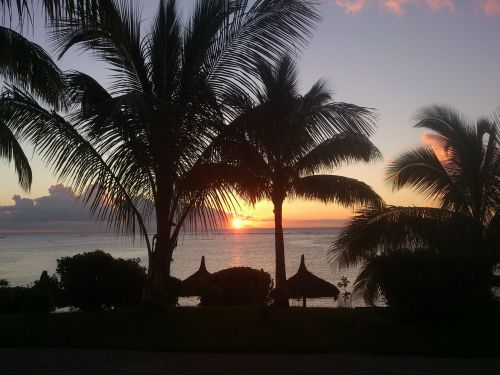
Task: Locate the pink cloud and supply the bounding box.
[334,0,371,15]
[476,0,500,15]
[332,0,455,15]
[425,0,454,12]
[380,0,418,16]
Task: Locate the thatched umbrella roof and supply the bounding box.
[179,256,211,297]
[286,255,340,307]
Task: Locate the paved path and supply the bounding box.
[1,348,499,374]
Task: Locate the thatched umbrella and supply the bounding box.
[286,254,340,307]
[179,256,211,297]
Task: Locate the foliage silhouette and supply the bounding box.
[217,56,382,305]
[0,287,56,313]
[357,249,494,310]
[199,267,272,306]
[0,0,321,305]
[56,250,147,310]
[337,276,352,308]
[331,106,500,305]
[32,270,62,307]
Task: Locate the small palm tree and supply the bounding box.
[0,0,320,304]
[222,56,383,306]
[330,105,500,303]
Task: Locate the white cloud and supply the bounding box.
[0,184,100,232]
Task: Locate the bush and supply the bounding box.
[0,273,61,314]
[142,276,182,308]
[199,267,272,306]
[56,250,147,310]
[358,249,494,311]
[0,286,56,313]
[32,270,63,309]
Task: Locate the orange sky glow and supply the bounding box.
[1,0,497,230]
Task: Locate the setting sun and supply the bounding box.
[231,218,244,229]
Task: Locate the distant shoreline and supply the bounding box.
[0,227,344,235]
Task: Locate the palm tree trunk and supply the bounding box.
[273,197,289,307]
[142,202,177,308]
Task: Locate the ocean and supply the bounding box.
[0,228,365,307]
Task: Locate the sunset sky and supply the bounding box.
[1,0,499,229]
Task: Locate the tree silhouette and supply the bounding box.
[0,0,320,304]
[220,56,382,306]
[330,105,500,302]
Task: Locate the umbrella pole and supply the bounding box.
[302,296,307,308]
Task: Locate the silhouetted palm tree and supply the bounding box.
[330,105,500,302]
[221,56,383,306]
[0,0,320,304]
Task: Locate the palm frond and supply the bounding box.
[252,56,377,141]
[0,86,151,250]
[199,0,320,99]
[0,0,31,27]
[0,26,65,108]
[42,0,100,20]
[478,115,500,223]
[146,0,182,100]
[353,257,383,305]
[49,0,151,95]
[0,118,32,191]
[0,0,101,24]
[414,105,481,199]
[301,102,377,140]
[64,70,111,111]
[328,205,479,269]
[414,105,472,150]
[294,133,382,175]
[291,174,383,208]
[386,144,469,213]
[180,161,268,207]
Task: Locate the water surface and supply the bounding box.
[0,228,364,307]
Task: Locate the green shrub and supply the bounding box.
[199,267,272,306]
[56,250,147,310]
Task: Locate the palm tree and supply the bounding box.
[220,56,383,306]
[0,0,320,304]
[330,105,500,303]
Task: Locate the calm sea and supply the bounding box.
[0,228,365,307]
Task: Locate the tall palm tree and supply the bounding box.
[220,56,383,306]
[330,105,500,302]
[0,0,320,304]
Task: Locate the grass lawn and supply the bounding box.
[1,307,498,356]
